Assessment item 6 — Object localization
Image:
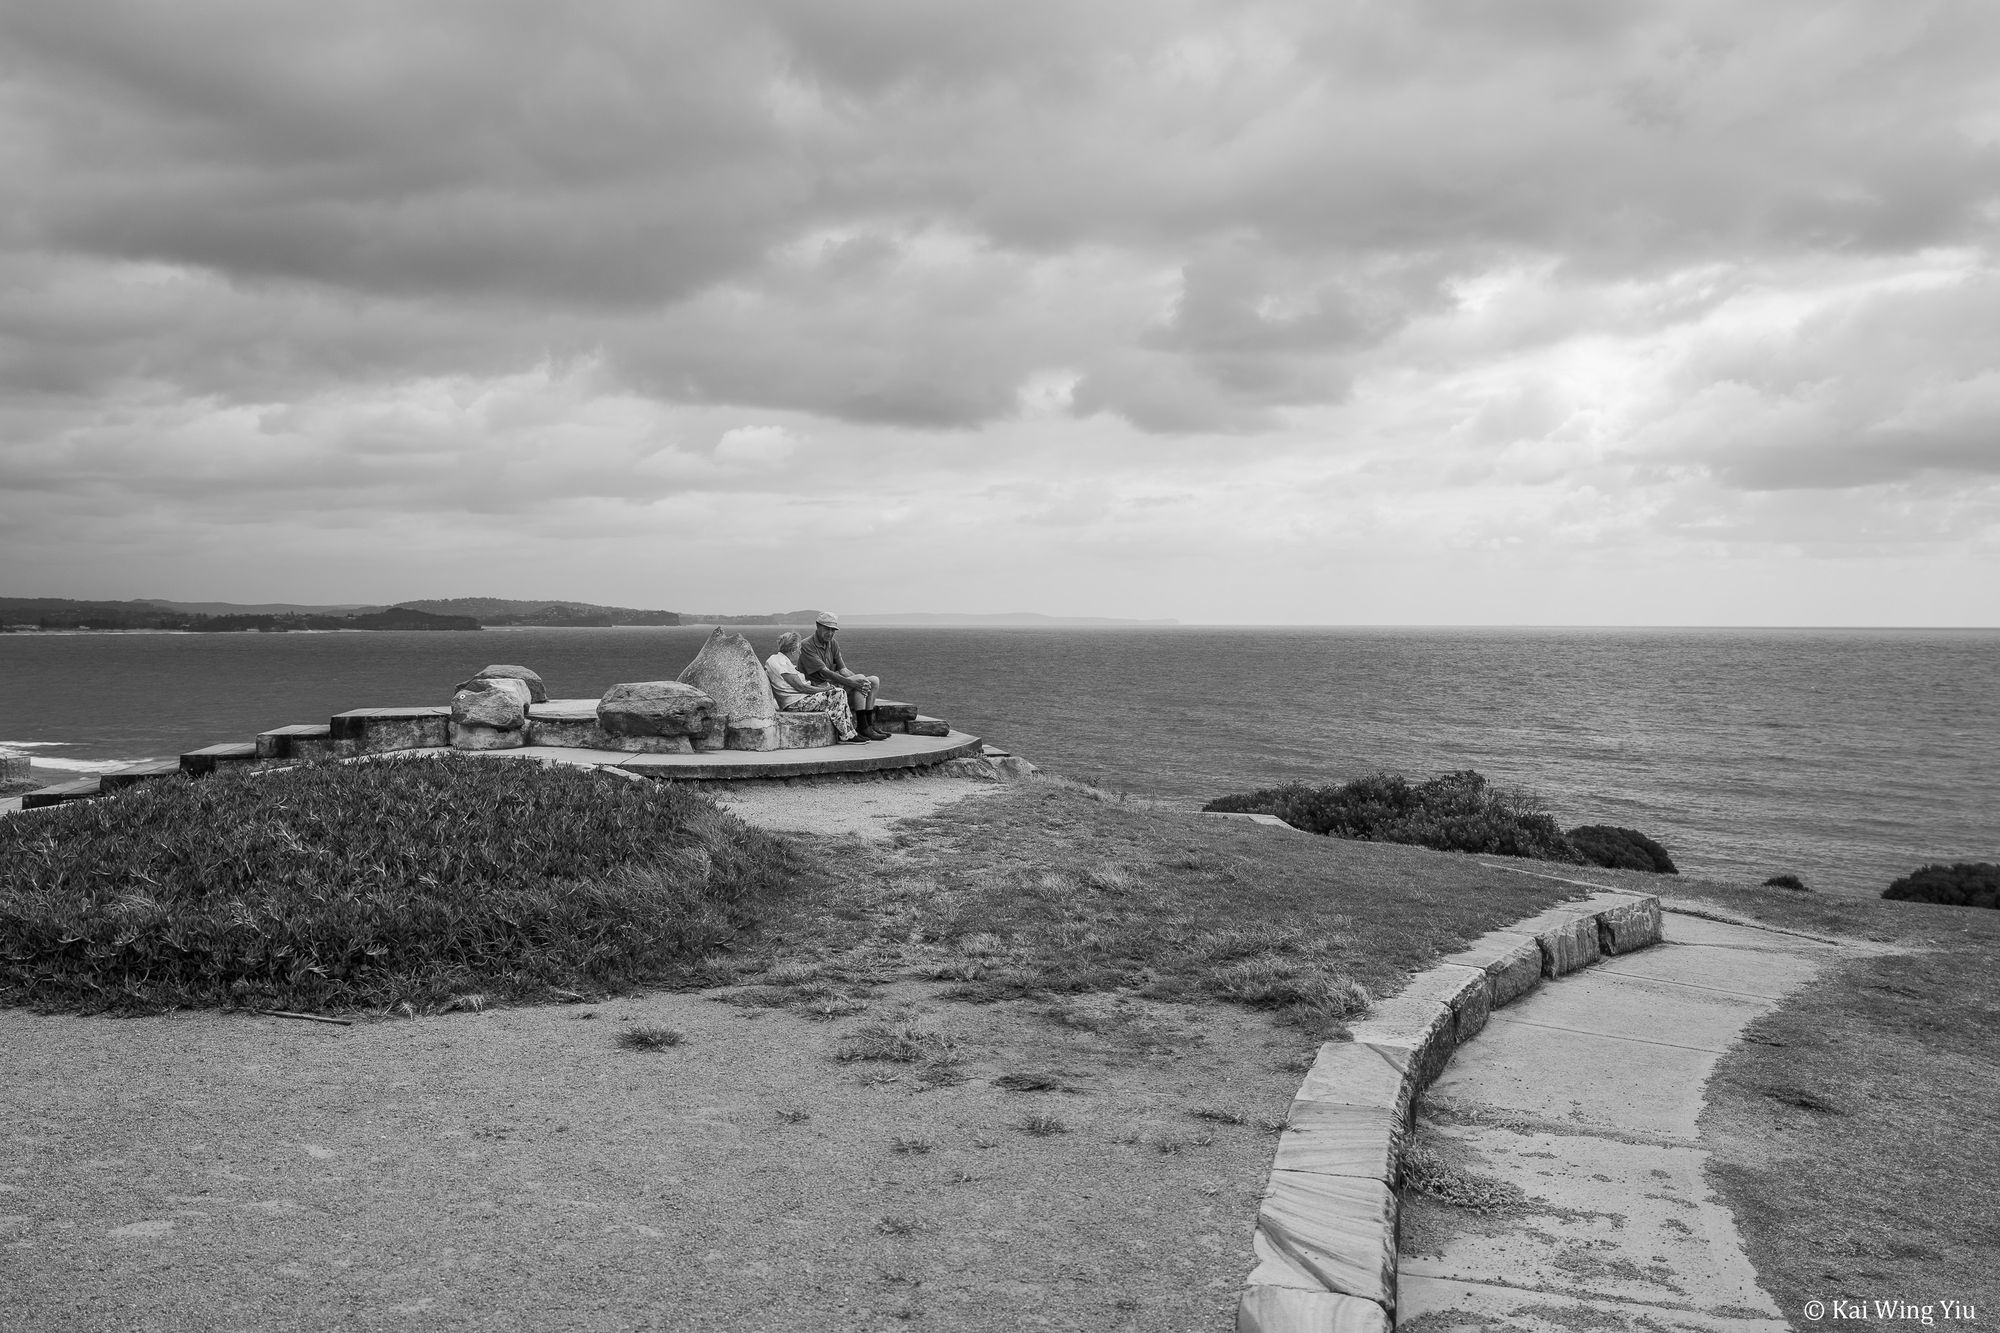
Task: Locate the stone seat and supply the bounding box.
[100,759,183,790]
[256,723,334,762]
[181,742,258,776]
[330,706,449,755]
[22,777,102,809]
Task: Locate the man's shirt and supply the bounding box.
[797,633,847,683]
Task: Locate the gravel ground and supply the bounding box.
[0,986,1296,1333]
[1,774,1298,1333]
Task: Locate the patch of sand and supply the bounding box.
[709,771,1009,841]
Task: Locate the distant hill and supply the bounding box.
[139,599,387,616]
[1,597,475,632]
[677,610,825,626]
[395,598,680,627]
[844,612,1179,627]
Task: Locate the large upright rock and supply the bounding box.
[452,676,532,730]
[450,676,531,750]
[459,664,548,704]
[676,628,778,724]
[597,681,718,739]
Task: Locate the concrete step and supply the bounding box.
[100,759,183,791]
[180,742,258,776]
[22,778,102,809]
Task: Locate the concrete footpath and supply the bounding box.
[1398,906,1887,1331]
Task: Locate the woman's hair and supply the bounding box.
[776,631,802,651]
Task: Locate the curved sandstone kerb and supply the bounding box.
[1236,887,1665,1331]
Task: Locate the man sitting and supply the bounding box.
[764,632,864,743]
[797,612,891,740]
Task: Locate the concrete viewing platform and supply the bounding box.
[427,729,987,781]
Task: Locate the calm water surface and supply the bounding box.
[2,626,1993,898]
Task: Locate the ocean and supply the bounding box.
[2,626,1994,899]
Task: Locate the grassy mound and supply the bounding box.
[0,757,796,1014]
[1882,862,1999,910]
[1203,770,1579,862]
[1567,825,1678,874]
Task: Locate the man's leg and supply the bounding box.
[849,674,888,739]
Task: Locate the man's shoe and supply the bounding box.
[862,725,893,741]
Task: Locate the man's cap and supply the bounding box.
[815,611,840,629]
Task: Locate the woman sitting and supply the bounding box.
[764,632,864,742]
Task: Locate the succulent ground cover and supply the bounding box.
[0,756,797,1014]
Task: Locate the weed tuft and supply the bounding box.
[1017,1114,1068,1137]
[618,1027,684,1051]
[891,1137,934,1155]
[1188,1106,1248,1126]
[835,1023,956,1064]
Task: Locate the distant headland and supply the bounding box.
[0,596,1176,633]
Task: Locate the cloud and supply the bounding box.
[0,0,1995,620]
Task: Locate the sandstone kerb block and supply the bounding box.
[1237,1285,1391,1333]
[1346,995,1456,1094]
[1253,1170,1397,1308]
[1572,890,1664,954]
[873,700,918,725]
[1508,906,1603,977]
[676,628,778,725]
[1291,1043,1413,1126]
[596,681,718,739]
[909,715,950,737]
[1394,962,1492,1044]
[1270,1101,1404,1184]
[1440,933,1544,1008]
[460,664,547,704]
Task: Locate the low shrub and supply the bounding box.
[1568,825,1678,875]
[1205,770,1579,862]
[1763,874,1809,892]
[0,756,797,1013]
[1881,863,1999,910]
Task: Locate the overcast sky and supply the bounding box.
[3,1,1996,623]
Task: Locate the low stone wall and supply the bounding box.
[1237,887,1665,1332]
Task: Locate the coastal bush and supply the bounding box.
[1203,770,1579,862]
[1881,862,1999,910]
[1568,825,1678,875]
[1763,874,1810,892]
[0,756,796,1014]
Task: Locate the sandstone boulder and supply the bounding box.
[459,664,548,704]
[597,681,718,738]
[451,676,532,731]
[676,628,778,724]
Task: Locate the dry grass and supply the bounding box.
[741,782,1581,1037]
[1685,880,2000,1316]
